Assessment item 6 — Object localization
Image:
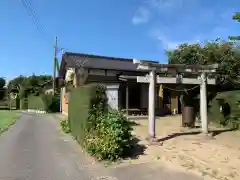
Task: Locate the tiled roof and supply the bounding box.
[62,52,157,71]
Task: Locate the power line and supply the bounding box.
[20,0,52,45]
[20,0,70,53]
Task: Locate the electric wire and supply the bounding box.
[20,0,52,45]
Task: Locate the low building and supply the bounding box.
[58,52,182,116]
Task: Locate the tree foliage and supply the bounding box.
[8,74,52,97]
[229,12,240,41]
[0,77,6,88]
[0,77,6,101]
[167,39,240,80]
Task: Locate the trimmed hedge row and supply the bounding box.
[208,90,240,129]
[27,95,45,110]
[68,84,133,161]
[21,93,60,112]
[68,85,92,144]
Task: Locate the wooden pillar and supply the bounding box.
[73,68,79,87]
[200,72,208,134]
[126,82,129,119]
[148,70,156,139]
[158,84,163,109]
[60,88,62,112]
[171,91,178,114]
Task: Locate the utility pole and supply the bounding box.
[53,37,57,95]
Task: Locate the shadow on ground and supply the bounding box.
[156,128,238,142]
[128,120,140,126]
[127,137,147,160]
[0,107,10,110]
[210,128,238,137]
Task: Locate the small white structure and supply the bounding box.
[106,84,119,109]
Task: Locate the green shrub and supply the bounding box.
[20,98,28,110]
[87,84,108,129]
[84,110,133,161]
[69,85,93,144]
[68,84,133,161]
[208,90,240,129]
[41,93,60,112]
[60,119,71,133]
[28,95,45,110]
[68,84,108,142]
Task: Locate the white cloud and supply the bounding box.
[132,0,198,25]
[147,0,184,12]
[132,0,239,52]
[150,29,201,50]
[132,7,151,25]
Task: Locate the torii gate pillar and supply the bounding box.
[200,72,208,134]
[148,70,156,139]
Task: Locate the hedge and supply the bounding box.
[41,93,60,113]
[68,85,92,144]
[23,93,60,112]
[208,90,240,129]
[68,84,133,161]
[27,95,45,110]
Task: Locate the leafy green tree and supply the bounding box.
[229,12,240,41]
[167,39,240,119]
[167,39,240,81]
[0,77,6,88]
[8,74,52,97]
[0,77,6,100]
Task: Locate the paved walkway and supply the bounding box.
[0,113,204,180]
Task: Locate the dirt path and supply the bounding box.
[127,116,240,180]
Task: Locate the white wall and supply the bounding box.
[105,84,119,109]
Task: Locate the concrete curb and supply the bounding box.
[26,109,47,114]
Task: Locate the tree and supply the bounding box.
[7,74,52,97]
[167,39,240,120]
[167,39,240,81]
[0,77,6,88]
[0,77,6,100]
[229,12,240,41]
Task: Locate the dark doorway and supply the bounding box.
[119,82,141,109]
[163,89,171,114]
[119,83,126,109]
[178,96,182,113]
[128,83,141,109]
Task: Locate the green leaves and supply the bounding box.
[84,110,133,161]
[229,12,240,41]
[0,77,6,89]
[232,12,240,22]
[41,93,60,112]
[69,84,133,161]
[60,119,71,133]
[167,40,240,80]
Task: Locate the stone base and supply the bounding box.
[145,136,163,146]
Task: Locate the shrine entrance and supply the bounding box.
[121,60,219,140]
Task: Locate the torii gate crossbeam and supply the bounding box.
[133,59,218,140]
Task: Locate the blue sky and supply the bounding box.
[1,0,240,80]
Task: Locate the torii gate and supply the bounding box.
[133,59,219,140]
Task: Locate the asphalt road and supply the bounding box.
[0,113,112,180]
[0,113,205,180]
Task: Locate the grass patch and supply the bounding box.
[0,110,21,134]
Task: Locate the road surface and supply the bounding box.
[0,113,205,180]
